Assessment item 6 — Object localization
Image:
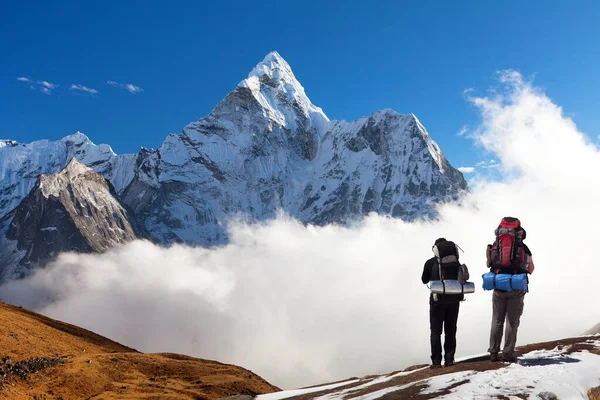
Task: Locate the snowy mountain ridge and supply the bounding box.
[0,132,136,219]
[0,159,138,281]
[0,51,467,277]
[239,51,330,134]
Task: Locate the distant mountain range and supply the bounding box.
[0,51,467,281]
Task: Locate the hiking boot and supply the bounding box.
[444,360,455,367]
[429,362,442,370]
[490,352,500,362]
[502,353,518,363]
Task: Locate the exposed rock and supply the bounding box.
[0,159,138,281]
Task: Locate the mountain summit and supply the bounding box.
[124,52,467,244]
[0,52,467,279]
[0,159,138,281]
[237,50,330,133]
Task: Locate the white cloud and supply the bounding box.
[125,83,143,93]
[107,80,143,93]
[473,159,500,170]
[457,125,469,137]
[16,77,57,94]
[2,70,600,390]
[38,81,57,89]
[69,84,98,95]
[457,166,475,173]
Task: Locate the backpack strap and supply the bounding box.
[493,235,501,266]
[435,257,446,294]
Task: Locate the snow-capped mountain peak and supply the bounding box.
[0,158,138,282]
[39,158,95,198]
[411,113,446,173]
[237,51,329,133]
[0,51,468,260]
[0,132,137,219]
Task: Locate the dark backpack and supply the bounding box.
[433,240,460,280]
[486,217,529,274]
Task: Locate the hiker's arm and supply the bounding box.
[528,257,535,274]
[524,244,534,274]
[422,260,431,284]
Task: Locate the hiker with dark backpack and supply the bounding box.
[485,217,535,363]
[422,238,469,368]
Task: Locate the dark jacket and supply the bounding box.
[422,257,464,304]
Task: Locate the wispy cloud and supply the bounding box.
[16,77,58,94]
[38,81,57,89]
[107,80,143,94]
[70,84,98,95]
[457,166,475,173]
[474,159,500,170]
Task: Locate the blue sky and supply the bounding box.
[2,0,599,171]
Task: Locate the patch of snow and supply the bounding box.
[256,379,360,400]
[315,367,427,400]
[40,227,58,232]
[420,349,600,399]
[0,132,135,218]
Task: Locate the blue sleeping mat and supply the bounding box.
[482,272,528,292]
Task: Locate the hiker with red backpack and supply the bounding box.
[422,238,469,369]
[484,217,535,363]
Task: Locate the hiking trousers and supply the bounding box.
[488,290,526,356]
[430,301,460,364]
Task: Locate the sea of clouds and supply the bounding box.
[2,71,599,389]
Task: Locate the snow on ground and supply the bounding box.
[258,339,600,400]
[420,348,600,399]
[256,379,360,400]
[313,368,428,400]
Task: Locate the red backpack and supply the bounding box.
[486,217,528,273]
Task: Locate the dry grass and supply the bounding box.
[0,302,279,399]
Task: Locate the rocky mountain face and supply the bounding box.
[0,51,467,279]
[0,159,137,281]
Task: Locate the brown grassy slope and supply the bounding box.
[0,302,279,400]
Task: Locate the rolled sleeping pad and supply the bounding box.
[482,272,528,291]
[430,280,475,295]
